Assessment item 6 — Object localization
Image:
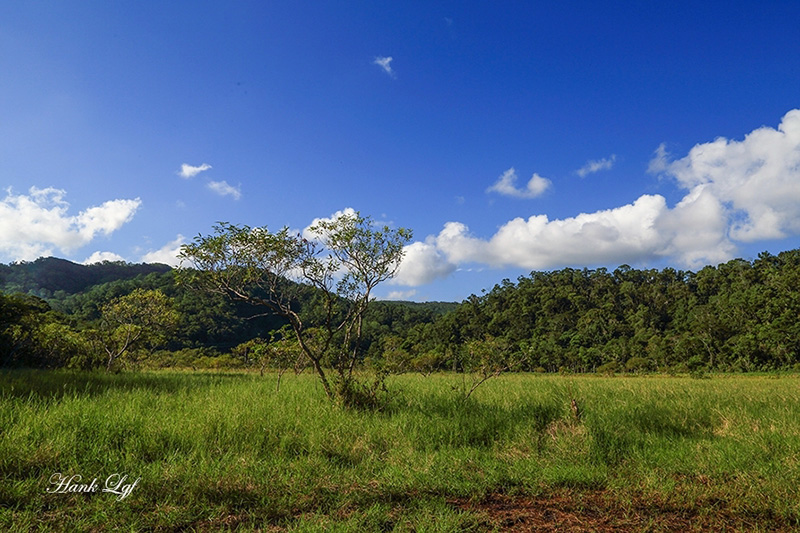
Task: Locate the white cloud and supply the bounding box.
[436,194,669,270]
[655,184,736,268]
[0,187,141,262]
[652,108,800,243]
[577,154,616,177]
[487,168,551,199]
[178,163,212,179]
[384,289,417,301]
[302,207,358,241]
[207,180,241,200]
[83,251,126,264]
[373,56,395,78]
[141,235,185,266]
[647,144,670,175]
[392,109,800,286]
[393,240,457,286]
[178,163,241,200]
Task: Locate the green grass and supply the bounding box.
[2,370,800,531]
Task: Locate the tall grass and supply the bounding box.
[1,370,799,530]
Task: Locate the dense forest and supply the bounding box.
[1,250,799,373]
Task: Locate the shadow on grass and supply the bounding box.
[396,392,565,450]
[0,368,252,401]
[585,400,717,466]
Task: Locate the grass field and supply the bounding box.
[2,370,799,531]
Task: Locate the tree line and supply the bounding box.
[2,246,799,375]
[402,249,800,374]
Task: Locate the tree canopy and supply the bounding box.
[177,212,412,405]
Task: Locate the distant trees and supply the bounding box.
[0,257,171,297]
[3,245,800,378]
[429,250,800,374]
[0,292,94,368]
[1,293,55,367]
[178,212,411,406]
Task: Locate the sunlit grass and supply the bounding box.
[1,370,799,530]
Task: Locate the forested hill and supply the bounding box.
[428,249,800,373]
[0,257,172,298]
[2,250,800,372]
[0,256,457,367]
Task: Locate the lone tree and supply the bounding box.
[99,288,179,371]
[177,211,411,407]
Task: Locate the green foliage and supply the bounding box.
[434,249,800,373]
[596,361,619,376]
[4,246,800,376]
[0,257,170,297]
[231,328,307,387]
[178,213,412,406]
[624,356,652,373]
[98,289,180,371]
[0,292,93,368]
[144,347,226,369]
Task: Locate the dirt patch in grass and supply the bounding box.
[451,490,790,532]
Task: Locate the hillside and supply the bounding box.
[0,257,455,364]
[0,257,172,298]
[4,250,800,373]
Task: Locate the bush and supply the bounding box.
[66,349,105,371]
[596,361,619,376]
[141,348,224,369]
[625,357,652,374]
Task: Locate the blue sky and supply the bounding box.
[2,1,800,302]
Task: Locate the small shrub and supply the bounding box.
[334,372,390,410]
[687,354,705,371]
[625,357,651,374]
[596,361,619,376]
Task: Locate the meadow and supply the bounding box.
[1,370,799,531]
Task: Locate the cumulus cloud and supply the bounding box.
[577,154,616,177]
[393,109,800,286]
[178,163,212,179]
[487,168,551,199]
[302,207,358,240]
[207,180,241,200]
[0,187,141,262]
[384,289,417,301]
[651,109,800,244]
[393,240,457,286]
[141,235,185,266]
[83,251,126,264]
[655,184,736,267]
[373,56,395,77]
[436,194,669,270]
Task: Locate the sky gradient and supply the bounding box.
[2,1,800,301]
